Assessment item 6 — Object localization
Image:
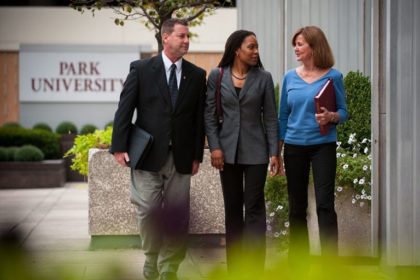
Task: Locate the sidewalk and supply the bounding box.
[0,183,226,280]
[1,183,397,280]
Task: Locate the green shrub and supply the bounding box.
[264,175,289,249]
[0,127,60,159]
[80,124,98,135]
[14,145,44,161]
[5,147,19,161]
[2,122,21,128]
[274,83,280,111]
[55,121,78,135]
[0,147,7,161]
[104,121,114,129]
[33,122,52,132]
[338,71,371,147]
[65,127,113,175]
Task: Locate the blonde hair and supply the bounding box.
[292,26,334,69]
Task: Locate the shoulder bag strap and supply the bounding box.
[215,67,224,125]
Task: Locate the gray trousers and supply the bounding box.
[130,152,191,274]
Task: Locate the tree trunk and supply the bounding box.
[155,31,163,53]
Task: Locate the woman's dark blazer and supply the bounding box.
[204,66,279,165]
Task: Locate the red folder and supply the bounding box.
[314,78,336,135]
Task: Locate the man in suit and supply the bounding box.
[110,18,206,280]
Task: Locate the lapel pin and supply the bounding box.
[183,76,186,80]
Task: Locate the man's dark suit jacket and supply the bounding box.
[110,54,207,174]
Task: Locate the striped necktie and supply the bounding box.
[168,64,178,109]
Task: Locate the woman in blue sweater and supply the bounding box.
[278,26,348,261]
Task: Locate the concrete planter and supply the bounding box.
[88,149,372,255]
[307,185,372,256]
[88,149,225,237]
[0,160,66,189]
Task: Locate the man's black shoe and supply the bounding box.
[143,268,158,280]
[159,272,178,280]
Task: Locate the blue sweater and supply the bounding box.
[278,68,348,145]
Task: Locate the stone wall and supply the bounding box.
[88,149,225,236]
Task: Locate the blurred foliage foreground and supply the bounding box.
[1,230,418,280]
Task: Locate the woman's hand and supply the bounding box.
[315,107,337,125]
[277,141,285,176]
[211,149,224,171]
[277,155,285,176]
[269,156,280,177]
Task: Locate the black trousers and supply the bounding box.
[219,163,268,273]
[284,142,338,258]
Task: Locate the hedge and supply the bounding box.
[0,127,60,159]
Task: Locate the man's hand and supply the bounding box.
[192,160,200,176]
[114,152,130,167]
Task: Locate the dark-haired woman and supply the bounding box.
[204,30,282,273]
[278,26,348,263]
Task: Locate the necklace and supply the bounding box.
[231,72,247,80]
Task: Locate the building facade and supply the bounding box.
[237,0,420,266]
[0,7,236,129]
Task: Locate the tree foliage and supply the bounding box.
[70,0,231,51]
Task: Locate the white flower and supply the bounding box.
[352,199,356,204]
[348,134,356,144]
[276,205,283,211]
[267,225,272,231]
[269,212,275,217]
[343,164,349,170]
[284,222,289,228]
[367,195,372,200]
[274,232,280,238]
[337,186,343,192]
[266,219,271,224]
[359,178,365,185]
[356,194,361,199]
[363,165,368,171]
[336,153,341,158]
[364,147,369,154]
[368,155,372,160]
[362,138,368,144]
[361,189,366,194]
[337,141,341,146]
[353,178,358,184]
[281,230,287,236]
[341,153,346,158]
[353,153,358,158]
